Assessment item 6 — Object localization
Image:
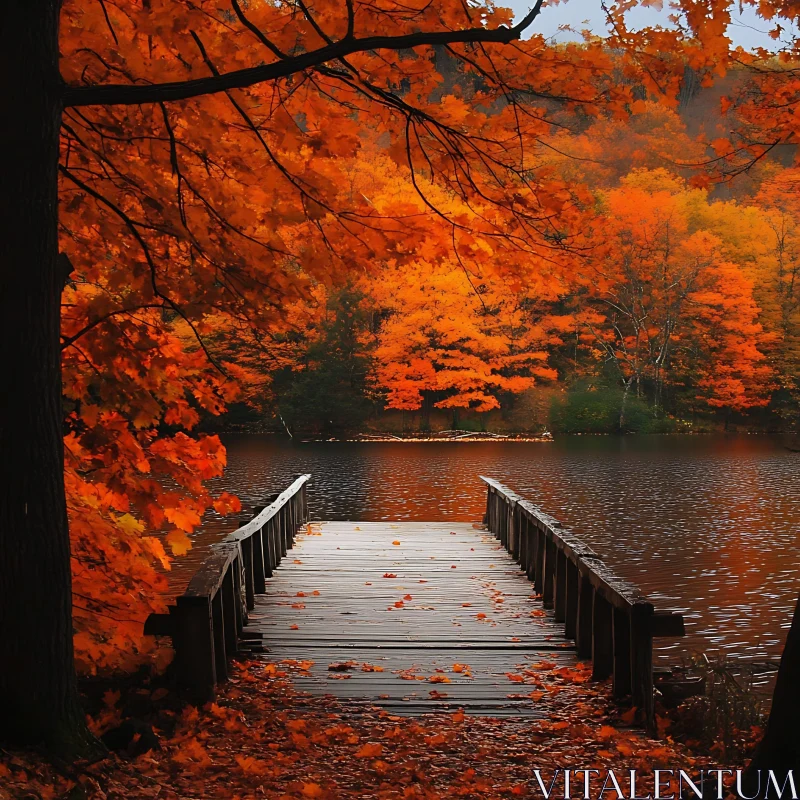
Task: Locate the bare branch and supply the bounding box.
[63,3,546,107]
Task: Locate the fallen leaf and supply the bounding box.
[356,743,383,758]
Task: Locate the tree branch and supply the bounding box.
[61,304,166,349]
[63,3,545,107]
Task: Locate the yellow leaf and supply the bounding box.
[166,529,192,556]
[116,513,144,536]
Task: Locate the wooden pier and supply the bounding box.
[146,475,685,729]
[239,521,577,716]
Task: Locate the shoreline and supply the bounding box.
[306,432,554,443]
[210,429,788,441]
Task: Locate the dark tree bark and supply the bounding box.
[741,593,800,797]
[0,0,99,754]
[0,0,549,754]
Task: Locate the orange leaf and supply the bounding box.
[212,492,242,515]
[356,742,383,758]
[166,529,192,556]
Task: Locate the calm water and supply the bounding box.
[176,434,800,667]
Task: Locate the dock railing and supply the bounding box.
[145,474,310,702]
[481,476,685,729]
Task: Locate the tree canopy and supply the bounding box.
[2,0,800,767]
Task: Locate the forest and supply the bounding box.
[2,0,800,796]
[187,66,800,439]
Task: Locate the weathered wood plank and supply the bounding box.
[243,521,579,716]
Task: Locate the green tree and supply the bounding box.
[273,291,376,435]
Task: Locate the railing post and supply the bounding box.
[631,603,655,731]
[232,547,247,630]
[294,498,298,547]
[576,573,593,659]
[564,558,579,639]
[172,596,216,703]
[543,537,556,608]
[497,498,503,544]
[525,520,537,582]
[280,507,290,555]
[534,524,545,595]
[211,591,227,681]
[613,607,632,697]
[250,506,267,592]
[221,566,239,657]
[262,494,280,567]
[592,593,613,680]
[240,532,255,611]
[554,549,567,622]
[254,526,267,586]
[269,517,280,568]
[283,494,294,550]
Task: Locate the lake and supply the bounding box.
[174,434,800,670]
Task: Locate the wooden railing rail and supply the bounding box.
[480,476,684,730]
[145,474,311,702]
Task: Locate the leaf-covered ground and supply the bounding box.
[0,659,712,800]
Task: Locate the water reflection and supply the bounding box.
[172,434,800,667]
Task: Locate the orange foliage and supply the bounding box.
[545,103,706,189]
[53,0,800,671]
[371,258,559,413]
[573,173,773,414]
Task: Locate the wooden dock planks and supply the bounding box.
[241,521,579,716]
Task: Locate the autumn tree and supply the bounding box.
[371,258,560,426]
[2,0,584,754]
[324,150,571,427]
[544,101,707,189]
[0,0,769,759]
[571,171,771,428]
[12,0,683,753]
[754,172,800,431]
[678,172,799,428]
[705,25,800,782]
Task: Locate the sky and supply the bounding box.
[504,0,788,50]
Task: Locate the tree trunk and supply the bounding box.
[0,0,99,755]
[741,593,800,797]
[421,393,432,432]
[619,377,633,433]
